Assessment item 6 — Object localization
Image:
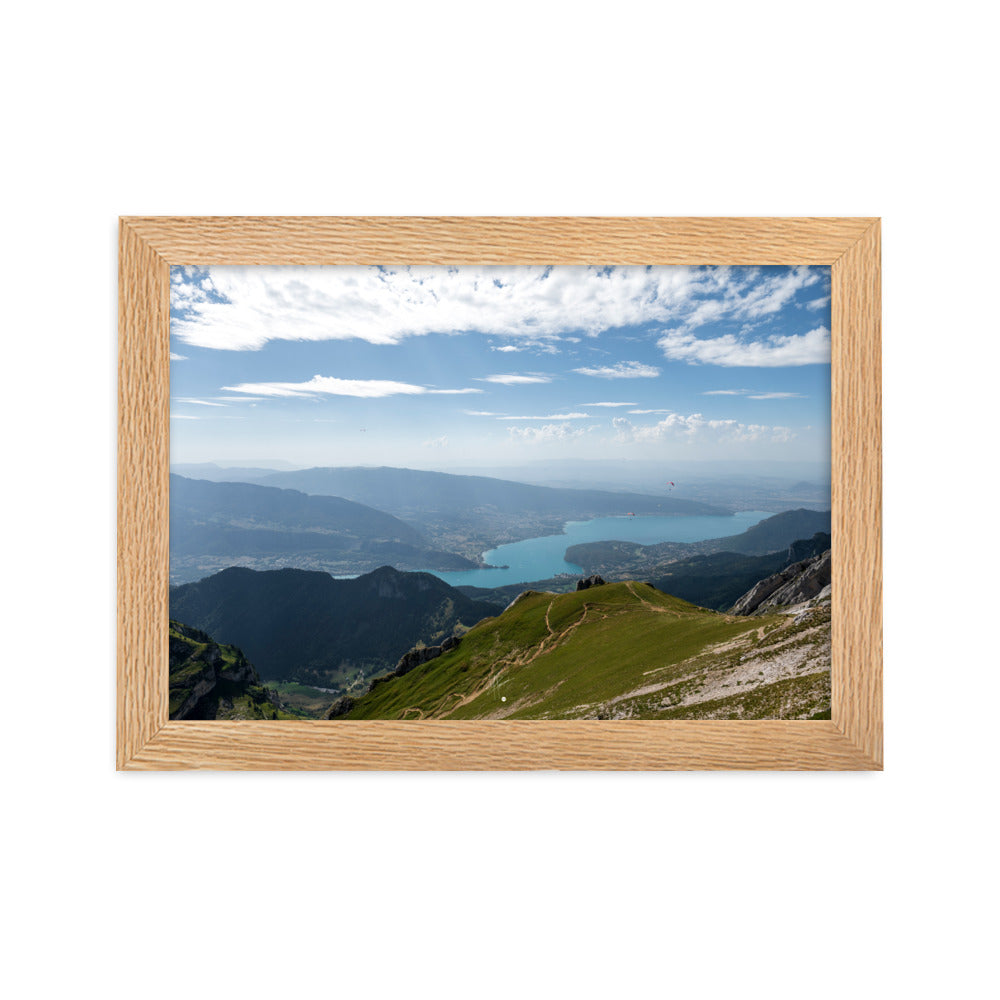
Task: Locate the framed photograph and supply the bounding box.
[118,217,881,770]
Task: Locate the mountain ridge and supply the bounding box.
[169,564,499,694]
[170,473,476,582]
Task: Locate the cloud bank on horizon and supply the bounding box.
[169,264,831,469]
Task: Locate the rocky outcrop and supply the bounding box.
[363,634,464,696]
[504,590,539,612]
[576,574,607,591]
[169,620,278,719]
[323,696,356,719]
[731,550,831,615]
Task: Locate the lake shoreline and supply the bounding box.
[426,511,775,590]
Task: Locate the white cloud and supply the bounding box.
[701,389,804,399]
[171,265,714,352]
[805,295,831,311]
[613,413,795,445]
[174,397,227,407]
[169,264,828,352]
[572,361,660,379]
[502,412,590,420]
[493,345,522,353]
[508,422,589,443]
[423,436,449,448]
[464,410,504,416]
[658,325,830,367]
[628,408,672,415]
[220,375,479,398]
[579,401,636,407]
[478,374,552,385]
[170,352,188,361]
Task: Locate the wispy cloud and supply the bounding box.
[463,410,505,417]
[628,408,672,415]
[170,352,188,361]
[502,412,590,420]
[579,401,637,407]
[572,361,660,379]
[702,389,805,399]
[221,375,481,399]
[422,436,449,448]
[658,326,830,367]
[489,340,562,355]
[477,374,552,385]
[174,397,227,407]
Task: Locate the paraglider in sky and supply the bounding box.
[667,481,675,490]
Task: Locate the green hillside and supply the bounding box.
[169,620,295,720]
[343,580,830,720]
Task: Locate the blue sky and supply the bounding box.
[169,265,831,471]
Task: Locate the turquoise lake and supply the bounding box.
[428,511,774,589]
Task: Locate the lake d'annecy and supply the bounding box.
[428,511,774,589]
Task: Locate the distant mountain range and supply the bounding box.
[170,474,477,583]
[247,465,726,516]
[170,464,730,561]
[169,564,499,691]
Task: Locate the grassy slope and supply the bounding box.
[345,582,827,720]
[168,621,296,720]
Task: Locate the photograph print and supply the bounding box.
[167,264,833,721]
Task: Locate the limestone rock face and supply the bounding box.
[360,633,466,699]
[731,550,831,615]
[323,696,356,719]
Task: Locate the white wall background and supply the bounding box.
[4,3,996,998]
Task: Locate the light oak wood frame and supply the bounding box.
[118,217,881,770]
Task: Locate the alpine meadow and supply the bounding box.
[168,264,833,721]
